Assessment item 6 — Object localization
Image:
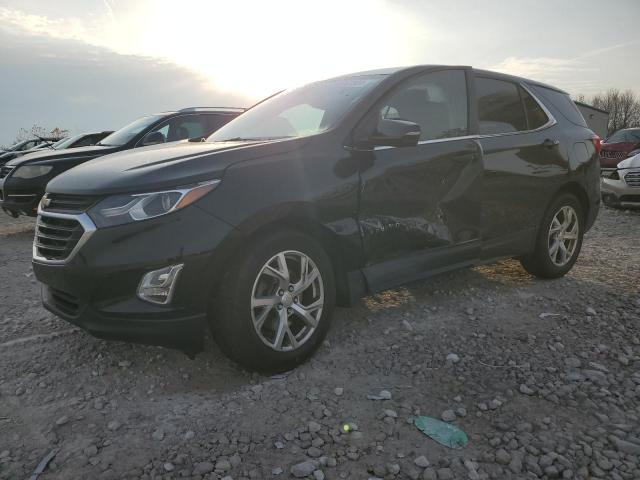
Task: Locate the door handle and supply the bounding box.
[543,138,560,148]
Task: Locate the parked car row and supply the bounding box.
[0,108,243,217]
[0,136,64,164]
[20,65,602,372]
[599,127,640,208]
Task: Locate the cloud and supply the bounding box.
[488,55,617,97]
[0,26,253,146]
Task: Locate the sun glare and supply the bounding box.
[133,0,419,98]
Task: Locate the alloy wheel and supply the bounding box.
[547,205,579,267]
[250,250,324,351]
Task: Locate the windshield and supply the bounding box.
[6,140,28,151]
[52,135,81,149]
[99,115,164,146]
[208,74,386,142]
[607,129,640,143]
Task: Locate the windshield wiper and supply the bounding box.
[34,134,55,149]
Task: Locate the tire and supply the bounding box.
[520,194,584,279]
[209,229,336,373]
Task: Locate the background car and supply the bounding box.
[0,108,243,217]
[601,153,640,208]
[599,127,640,168]
[0,137,63,165]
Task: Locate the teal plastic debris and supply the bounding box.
[414,416,468,449]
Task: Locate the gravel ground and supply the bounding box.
[0,207,638,480]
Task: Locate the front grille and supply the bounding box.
[43,193,98,214]
[0,166,14,179]
[624,171,640,187]
[600,150,627,160]
[35,215,84,261]
[48,287,80,317]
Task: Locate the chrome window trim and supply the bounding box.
[32,208,97,265]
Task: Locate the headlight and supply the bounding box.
[12,165,53,179]
[88,179,220,228]
[602,169,620,180]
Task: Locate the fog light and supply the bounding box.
[137,264,184,305]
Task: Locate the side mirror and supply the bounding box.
[370,119,421,148]
[188,136,206,143]
[141,131,165,146]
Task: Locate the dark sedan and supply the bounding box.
[0,108,242,217]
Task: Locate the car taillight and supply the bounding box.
[591,136,601,156]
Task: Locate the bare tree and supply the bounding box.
[13,124,70,144]
[581,89,640,136]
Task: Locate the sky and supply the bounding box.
[0,0,639,146]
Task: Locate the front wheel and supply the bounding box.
[210,230,335,372]
[520,194,584,279]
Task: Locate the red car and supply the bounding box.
[600,128,640,168]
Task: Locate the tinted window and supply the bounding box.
[606,129,640,143]
[378,70,468,141]
[209,74,385,142]
[532,85,587,128]
[73,134,100,147]
[144,115,208,144]
[521,88,549,129]
[476,77,527,134]
[206,114,236,134]
[100,115,165,146]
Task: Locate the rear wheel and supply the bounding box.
[520,194,584,279]
[210,230,335,372]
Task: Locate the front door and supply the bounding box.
[355,68,483,291]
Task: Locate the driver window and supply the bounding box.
[378,70,469,141]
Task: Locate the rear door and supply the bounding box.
[474,74,564,258]
[356,68,483,291]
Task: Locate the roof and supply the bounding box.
[177,107,246,113]
[329,65,570,95]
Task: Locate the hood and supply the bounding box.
[617,153,640,169]
[601,141,638,152]
[47,138,307,195]
[5,144,116,167]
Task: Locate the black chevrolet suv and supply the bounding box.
[33,66,600,372]
[0,108,243,217]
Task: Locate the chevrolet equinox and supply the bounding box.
[33,66,601,372]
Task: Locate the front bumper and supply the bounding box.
[601,170,640,207]
[32,205,240,354]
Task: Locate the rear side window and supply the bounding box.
[532,85,587,128]
[522,88,549,129]
[476,77,527,134]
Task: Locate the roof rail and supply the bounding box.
[178,106,246,113]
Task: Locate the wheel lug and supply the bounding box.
[287,307,292,315]
[277,304,283,310]
[278,289,284,296]
[288,285,294,292]
[294,297,299,303]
